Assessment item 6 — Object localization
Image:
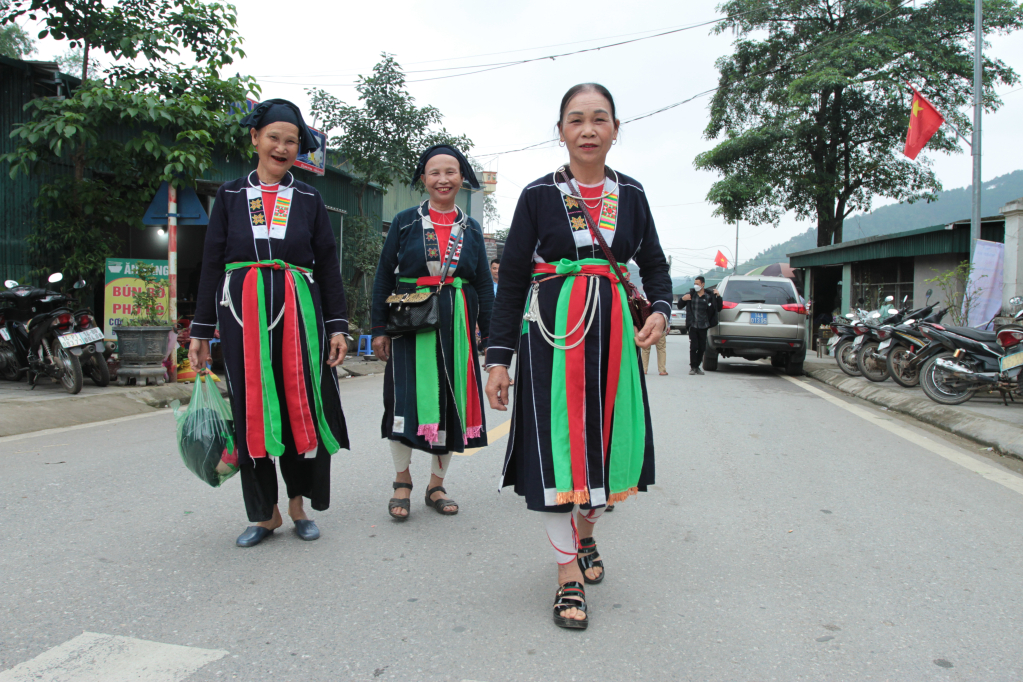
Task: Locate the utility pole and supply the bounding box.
[970,0,983,259]
[734,219,739,274]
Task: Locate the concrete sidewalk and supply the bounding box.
[0,356,386,438]
[804,355,1023,461]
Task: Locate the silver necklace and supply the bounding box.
[553,166,620,202]
[419,202,468,229]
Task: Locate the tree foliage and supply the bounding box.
[1,0,258,286]
[926,260,984,327]
[0,22,34,58]
[695,0,1023,248]
[56,46,99,79]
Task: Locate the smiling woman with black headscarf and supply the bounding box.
[188,98,350,548]
[371,144,494,520]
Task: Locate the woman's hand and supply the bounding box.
[188,338,210,371]
[485,366,511,411]
[327,334,348,367]
[634,313,666,349]
[371,336,391,363]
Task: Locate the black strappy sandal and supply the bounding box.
[425,485,459,515]
[576,537,605,585]
[553,581,588,630]
[388,482,412,520]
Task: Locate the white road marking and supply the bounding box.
[0,410,167,445]
[783,375,1023,497]
[0,631,227,682]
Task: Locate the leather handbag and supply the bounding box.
[559,168,653,329]
[384,227,462,335]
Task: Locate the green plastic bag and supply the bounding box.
[172,374,238,487]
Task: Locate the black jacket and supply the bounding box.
[681,288,723,329]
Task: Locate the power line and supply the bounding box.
[477,0,916,158]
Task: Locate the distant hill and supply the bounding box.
[697,169,1023,279]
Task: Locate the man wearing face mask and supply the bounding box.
[680,276,722,375]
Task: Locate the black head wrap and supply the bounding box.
[241,98,320,155]
[411,144,480,189]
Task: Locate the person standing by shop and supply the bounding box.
[484,83,672,630]
[490,258,500,297]
[371,145,493,520]
[680,276,722,375]
[188,99,350,548]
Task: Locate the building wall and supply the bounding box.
[914,252,967,308]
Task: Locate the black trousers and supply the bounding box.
[239,452,327,523]
[689,326,708,368]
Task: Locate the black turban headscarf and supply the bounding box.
[241,98,320,155]
[411,144,480,190]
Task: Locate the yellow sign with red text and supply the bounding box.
[103,259,170,340]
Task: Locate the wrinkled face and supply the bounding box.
[251,122,300,177]
[490,262,500,281]
[423,154,462,205]
[559,90,619,166]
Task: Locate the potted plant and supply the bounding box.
[112,261,174,386]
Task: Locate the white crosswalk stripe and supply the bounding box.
[0,632,227,682]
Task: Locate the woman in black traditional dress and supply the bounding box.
[484,84,672,629]
[371,145,493,520]
[189,99,350,548]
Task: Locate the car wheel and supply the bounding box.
[771,355,786,368]
[703,349,719,371]
[785,359,804,376]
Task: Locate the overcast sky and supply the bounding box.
[24,0,1023,277]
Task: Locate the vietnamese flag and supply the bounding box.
[714,250,728,268]
[903,88,944,160]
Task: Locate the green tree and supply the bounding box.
[0,22,34,58]
[56,46,99,79]
[1,0,257,286]
[695,0,1023,248]
[309,53,484,327]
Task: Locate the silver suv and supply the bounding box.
[704,275,808,375]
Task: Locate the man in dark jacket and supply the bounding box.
[680,276,722,375]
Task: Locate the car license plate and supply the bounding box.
[853,335,864,347]
[878,339,892,350]
[750,312,768,325]
[58,327,104,348]
[828,336,838,347]
[0,328,9,341]
[1000,350,1023,372]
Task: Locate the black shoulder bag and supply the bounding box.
[384,220,462,335]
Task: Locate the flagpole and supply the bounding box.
[970,0,983,259]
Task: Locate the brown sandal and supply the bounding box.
[425,485,459,515]
[388,482,412,520]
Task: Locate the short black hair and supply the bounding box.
[491,258,500,265]
[695,276,705,284]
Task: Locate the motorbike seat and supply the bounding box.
[945,326,998,342]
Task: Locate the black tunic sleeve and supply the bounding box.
[370,216,402,339]
[310,196,349,336]
[485,190,538,367]
[191,185,229,340]
[469,220,494,344]
[631,189,673,323]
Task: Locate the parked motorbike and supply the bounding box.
[854,297,907,382]
[0,274,104,394]
[916,310,1023,405]
[70,304,110,386]
[880,304,948,388]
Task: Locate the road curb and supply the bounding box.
[806,367,1023,462]
[0,380,228,438]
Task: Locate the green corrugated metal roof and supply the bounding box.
[788,218,1005,268]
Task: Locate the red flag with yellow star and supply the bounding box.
[903,88,944,160]
[714,250,728,268]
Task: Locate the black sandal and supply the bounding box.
[425,485,459,515]
[388,482,412,520]
[577,537,604,585]
[553,581,588,630]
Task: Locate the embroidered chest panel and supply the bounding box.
[560,191,618,248]
[246,186,294,240]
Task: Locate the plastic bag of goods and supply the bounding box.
[171,373,238,487]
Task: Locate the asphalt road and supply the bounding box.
[3,334,1023,681]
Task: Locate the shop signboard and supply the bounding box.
[294,127,327,176]
[103,259,170,339]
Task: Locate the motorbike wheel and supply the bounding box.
[855,340,890,382]
[920,352,976,405]
[834,339,862,377]
[887,344,919,388]
[89,354,110,387]
[51,338,83,395]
